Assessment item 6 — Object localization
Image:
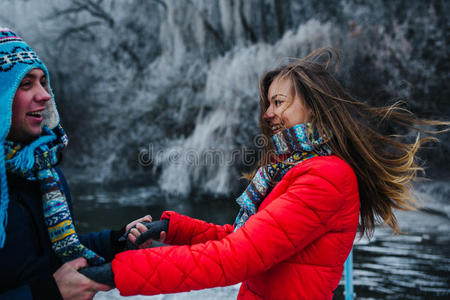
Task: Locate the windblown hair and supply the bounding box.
[257,47,448,239]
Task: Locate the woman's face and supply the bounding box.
[263,76,311,135]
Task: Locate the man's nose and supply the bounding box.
[35,86,51,102]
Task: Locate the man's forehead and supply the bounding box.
[23,68,46,78]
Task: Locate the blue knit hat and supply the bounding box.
[0,27,60,247]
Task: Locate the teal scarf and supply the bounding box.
[5,125,105,265]
[234,123,332,229]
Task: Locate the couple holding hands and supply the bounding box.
[0,28,446,299]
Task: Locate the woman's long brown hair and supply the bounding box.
[257,47,448,239]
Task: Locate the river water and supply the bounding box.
[71,180,450,299]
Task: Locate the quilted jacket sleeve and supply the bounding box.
[112,162,354,296]
[160,211,235,245]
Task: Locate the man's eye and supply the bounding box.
[20,81,32,88]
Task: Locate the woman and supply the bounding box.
[111,48,446,299]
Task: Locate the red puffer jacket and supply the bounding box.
[112,155,360,299]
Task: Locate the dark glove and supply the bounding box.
[78,262,115,286]
[79,220,169,286]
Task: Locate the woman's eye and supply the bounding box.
[274,100,283,106]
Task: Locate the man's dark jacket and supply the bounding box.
[0,167,124,299]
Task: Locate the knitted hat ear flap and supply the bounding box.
[0,27,60,247]
[43,96,59,129]
[41,68,59,129]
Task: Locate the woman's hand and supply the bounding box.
[125,215,166,248]
[125,215,152,248]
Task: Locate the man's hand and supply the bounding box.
[53,258,112,300]
[125,215,166,248]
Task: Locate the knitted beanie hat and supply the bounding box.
[0,27,60,247]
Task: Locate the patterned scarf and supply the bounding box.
[5,125,105,265]
[234,123,332,229]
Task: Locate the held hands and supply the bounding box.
[54,215,167,299]
[124,215,166,248]
[53,257,112,300]
[55,216,169,297]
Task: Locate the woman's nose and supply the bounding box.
[264,105,274,120]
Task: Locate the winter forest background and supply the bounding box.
[2,0,449,299]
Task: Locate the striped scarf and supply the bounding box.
[234,123,332,229]
[5,125,105,265]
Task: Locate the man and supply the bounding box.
[0,27,150,299]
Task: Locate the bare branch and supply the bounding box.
[50,0,114,28]
[85,0,115,27]
[57,20,103,41]
[119,42,143,71]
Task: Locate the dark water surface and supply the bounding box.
[72,181,450,299]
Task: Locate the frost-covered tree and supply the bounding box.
[1,0,448,194]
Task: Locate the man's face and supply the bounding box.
[7,68,51,143]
